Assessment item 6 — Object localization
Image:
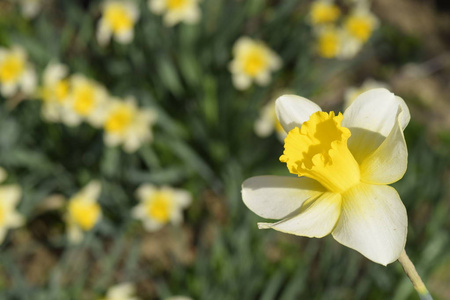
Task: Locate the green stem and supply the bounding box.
[398,250,433,300]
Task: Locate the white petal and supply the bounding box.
[1,82,18,98]
[97,21,112,47]
[242,176,325,220]
[20,67,37,96]
[79,180,101,201]
[143,219,164,232]
[360,110,407,184]
[131,204,147,220]
[149,0,166,14]
[175,190,192,207]
[6,211,25,228]
[275,95,322,133]
[183,6,201,24]
[104,133,122,148]
[232,74,252,90]
[343,89,410,162]
[255,71,271,86]
[136,184,156,201]
[67,224,83,244]
[258,192,341,238]
[0,185,22,207]
[115,28,134,44]
[332,183,407,266]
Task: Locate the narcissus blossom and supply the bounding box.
[62,75,108,127]
[254,98,286,142]
[148,0,201,27]
[97,0,139,46]
[39,62,70,122]
[344,8,379,43]
[344,79,388,109]
[103,97,157,153]
[102,282,140,300]
[242,89,410,265]
[309,0,340,25]
[17,0,42,19]
[0,183,25,244]
[229,37,281,90]
[0,45,36,98]
[66,181,102,244]
[132,184,191,232]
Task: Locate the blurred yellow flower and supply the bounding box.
[132,184,191,232]
[103,97,157,153]
[0,45,36,98]
[149,0,201,26]
[310,0,340,25]
[17,0,42,19]
[254,98,286,141]
[63,75,108,127]
[229,37,281,90]
[102,282,139,300]
[97,0,139,46]
[344,8,379,43]
[344,78,389,109]
[39,62,70,122]
[316,26,341,58]
[66,181,102,244]
[0,184,25,244]
[243,89,410,265]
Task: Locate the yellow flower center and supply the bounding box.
[311,2,341,24]
[104,105,133,134]
[55,79,69,103]
[104,3,133,33]
[280,111,360,193]
[345,15,374,42]
[0,53,25,83]
[318,29,340,58]
[167,0,188,10]
[242,47,268,76]
[73,83,96,115]
[146,191,173,223]
[68,198,101,230]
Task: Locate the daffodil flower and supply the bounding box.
[66,181,102,244]
[148,0,201,27]
[17,0,42,19]
[102,282,140,300]
[229,37,281,90]
[242,88,410,265]
[97,0,139,46]
[309,0,341,25]
[39,62,70,122]
[0,184,25,244]
[0,45,36,98]
[62,75,108,127]
[344,8,379,43]
[254,98,286,142]
[103,97,157,153]
[132,184,191,232]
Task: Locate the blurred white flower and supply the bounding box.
[254,98,286,141]
[62,75,108,127]
[17,0,42,19]
[103,282,139,300]
[343,7,379,43]
[39,62,70,122]
[229,37,281,90]
[344,79,389,109]
[309,0,340,25]
[0,45,36,98]
[132,184,191,232]
[103,97,157,153]
[149,0,201,27]
[66,181,102,244]
[97,0,139,46]
[0,185,25,244]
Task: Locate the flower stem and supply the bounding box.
[398,250,433,300]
